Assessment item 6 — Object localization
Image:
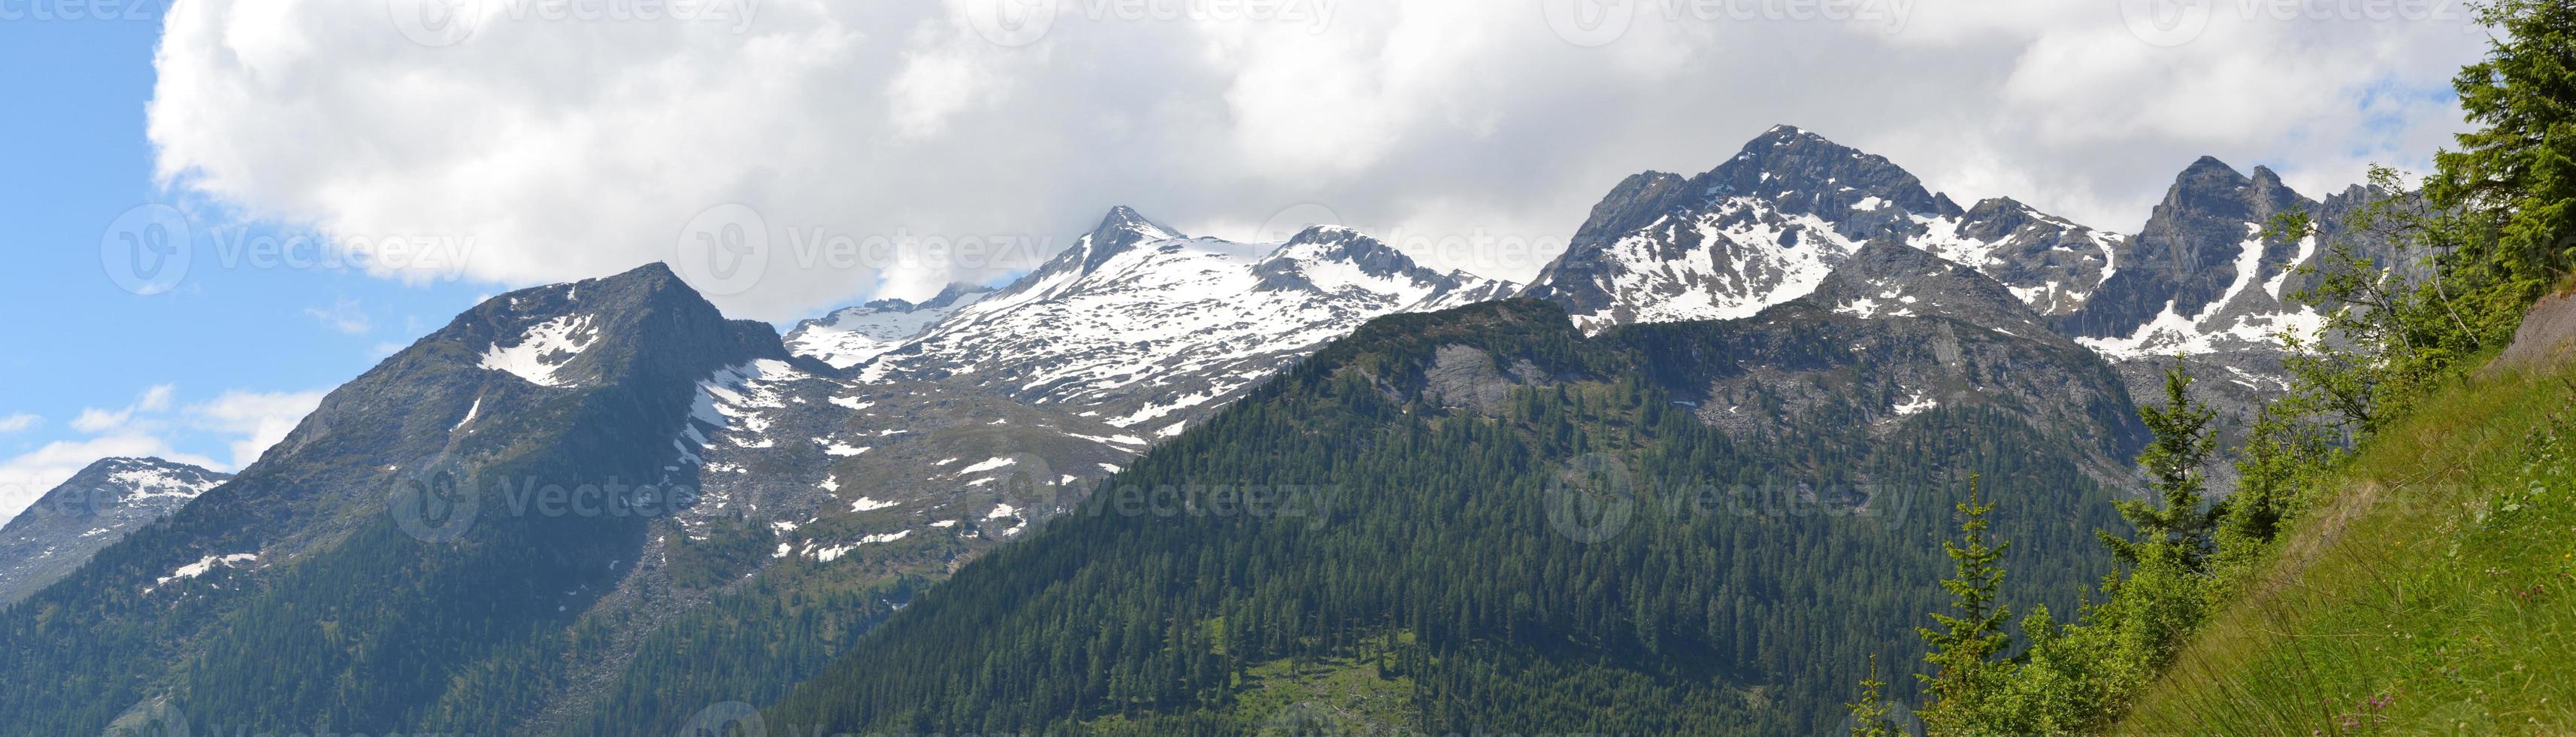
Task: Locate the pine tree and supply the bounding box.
[2101,361,2218,572]
[2432,0,2576,305]
[2215,402,2324,569]
[1918,475,2011,733]
[1845,653,1896,737]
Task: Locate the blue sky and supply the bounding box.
[0,7,490,516]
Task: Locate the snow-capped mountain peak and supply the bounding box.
[784,284,997,369]
[1524,125,2119,333]
[2056,157,2350,365]
[1252,226,1455,305]
[2,457,230,604]
[1070,205,1188,273]
[837,208,1516,437]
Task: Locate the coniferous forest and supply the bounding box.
[761,300,2129,734]
[8,3,2574,735]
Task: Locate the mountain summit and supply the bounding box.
[855,208,1518,438]
[1522,126,2122,332]
[0,457,229,603]
[1520,125,2399,440]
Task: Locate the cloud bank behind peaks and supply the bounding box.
[147,0,2487,321]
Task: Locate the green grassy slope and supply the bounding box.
[2122,359,2576,733]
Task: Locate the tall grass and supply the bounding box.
[2120,362,2576,733]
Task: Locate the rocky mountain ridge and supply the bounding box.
[0,457,229,604]
[1519,125,2395,440]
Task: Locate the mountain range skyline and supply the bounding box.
[14,6,2569,734]
[0,123,2381,527]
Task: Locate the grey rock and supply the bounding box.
[0,457,228,604]
[1524,125,2119,332]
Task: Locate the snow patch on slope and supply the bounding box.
[479,314,599,387]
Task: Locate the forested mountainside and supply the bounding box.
[3,265,792,735]
[1836,4,2576,732]
[762,297,2136,734]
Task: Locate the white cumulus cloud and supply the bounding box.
[0,385,329,524]
[70,384,176,433]
[145,0,2492,321]
[188,390,329,470]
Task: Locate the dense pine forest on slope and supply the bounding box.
[761,299,2133,734]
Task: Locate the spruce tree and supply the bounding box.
[1846,653,1896,737]
[2101,361,2218,572]
[2432,0,2576,308]
[1918,475,2011,733]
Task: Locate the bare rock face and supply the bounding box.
[1423,344,1548,412]
[2481,289,2576,379]
[1618,241,2148,486]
